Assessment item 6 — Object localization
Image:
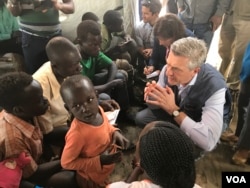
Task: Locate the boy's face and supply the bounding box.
[78,33,101,57]
[65,80,99,124]
[18,80,49,118]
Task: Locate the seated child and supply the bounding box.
[101,10,137,67]
[0,72,77,188]
[60,74,130,188]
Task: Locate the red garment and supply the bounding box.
[61,107,118,186]
[0,152,31,188]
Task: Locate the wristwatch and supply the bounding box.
[172,110,180,118]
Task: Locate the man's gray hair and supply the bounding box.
[170,37,207,70]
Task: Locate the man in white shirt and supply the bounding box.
[135,37,227,152]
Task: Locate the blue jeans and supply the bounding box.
[22,30,61,74]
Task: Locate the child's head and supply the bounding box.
[103,10,124,33]
[0,72,49,119]
[141,0,162,23]
[138,121,196,188]
[46,36,82,79]
[77,20,101,57]
[81,12,99,22]
[60,75,99,124]
[154,13,186,48]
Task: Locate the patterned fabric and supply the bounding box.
[0,111,43,178]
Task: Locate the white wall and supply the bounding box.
[61,0,123,41]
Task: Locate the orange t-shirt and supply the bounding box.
[61,107,118,185]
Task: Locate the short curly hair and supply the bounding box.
[77,20,101,41]
[0,72,33,112]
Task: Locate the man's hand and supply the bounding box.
[99,99,120,112]
[143,66,154,75]
[145,84,179,115]
[100,151,122,165]
[209,15,222,32]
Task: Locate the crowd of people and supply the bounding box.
[0,0,250,187]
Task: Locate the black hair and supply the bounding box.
[141,0,162,14]
[139,121,196,188]
[77,20,101,41]
[0,72,33,112]
[46,36,78,65]
[154,13,186,40]
[103,10,123,26]
[60,75,93,103]
[81,12,99,22]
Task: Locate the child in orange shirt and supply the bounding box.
[60,75,130,188]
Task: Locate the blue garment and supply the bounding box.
[240,43,250,83]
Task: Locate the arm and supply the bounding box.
[210,0,231,31]
[146,84,225,151]
[52,0,74,14]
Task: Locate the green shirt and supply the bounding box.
[0,5,19,40]
[80,52,112,80]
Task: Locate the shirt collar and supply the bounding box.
[3,111,40,139]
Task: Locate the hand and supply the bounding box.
[112,131,130,150]
[51,0,63,10]
[209,15,222,32]
[143,66,154,75]
[145,85,179,115]
[142,49,152,58]
[144,80,157,101]
[100,151,122,165]
[99,99,120,112]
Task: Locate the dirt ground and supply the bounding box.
[109,109,250,188]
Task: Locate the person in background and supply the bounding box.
[60,75,130,188]
[143,13,187,77]
[222,43,250,165]
[107,121,200,188]
[134,0,162,75]
[176,0,231,47]
[76,20,131,114]
[135,37,227,152]
[33,36,120,159]
[0,0,22,55]
[82,11,99,22]
[8,0,75,74]
[101,9,137,67]
[0,72,77,188]
[219,0,250,92]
